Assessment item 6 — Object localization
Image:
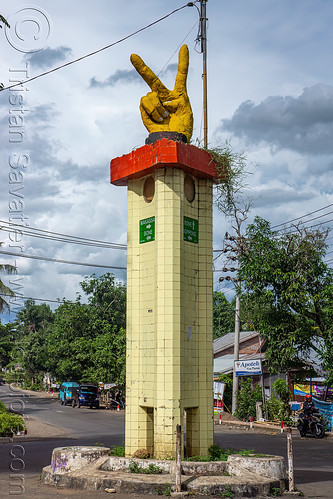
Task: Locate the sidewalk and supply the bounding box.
[214,411,333,438]
[0,388,67,444]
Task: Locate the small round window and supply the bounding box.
[143,176,155,203]
[184,175,195,203]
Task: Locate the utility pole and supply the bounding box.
[200,0,208,148]
[219,231,244,415]
[232,269,241,414]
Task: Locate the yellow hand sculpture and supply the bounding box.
[130,44,193,143]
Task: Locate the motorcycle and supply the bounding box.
[297,408,325,439]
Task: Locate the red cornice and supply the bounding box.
[110,139,220,186]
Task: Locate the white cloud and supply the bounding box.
[220,84,333,155]
[1,0,333,315]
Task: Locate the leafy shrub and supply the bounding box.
[272,378,291,416]
[207,445,235,461]
[235,378,262,421]
[264,379,292,422]
[110,444,125,457]
[156,483,171,496]
[265,396,285,421]
[29,383,42,391]
[129,460,162,474]
[0,401,8,413]
[0,413,25,437]
[221,485,235,498]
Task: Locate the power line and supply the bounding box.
[287,218,333,233]
[0,249,126,270]
[1,293,65,305]
[277,211,333,233]
[0,3,195,92]
[0,220,126,250]
[272,203,333,230]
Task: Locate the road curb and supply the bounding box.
[41,447,287,497]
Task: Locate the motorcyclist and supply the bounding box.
[298,394,315,437]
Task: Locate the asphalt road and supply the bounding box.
[215,426,333,498]
[0,384,125,440]
[1,386,332,498]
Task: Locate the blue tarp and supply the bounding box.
[313,397,333,432]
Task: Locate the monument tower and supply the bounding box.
[110,46,218,459]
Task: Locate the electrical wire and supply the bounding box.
[0,249,126,270]
[278,216,333,234]
[286,218,333,233]
[157,19,199,77]
[0,220,126,250]
[0,3,195,92]
[1,293,65,304]
[272,203,333,230]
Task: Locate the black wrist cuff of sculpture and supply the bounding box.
[145,131,188,145]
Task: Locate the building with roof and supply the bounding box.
[213,331,283,400]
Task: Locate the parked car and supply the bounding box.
[72,384,99,409]
[59,382,79,406]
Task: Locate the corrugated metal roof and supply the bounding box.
[213,331,259,355]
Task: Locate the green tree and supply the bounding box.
[80,273,126,330]
[46,274,126,385]
[0,242,17,313]
[15,299,54,335]
[213,291,235,339]
[0,322,16,368]
[240,216,333,381]
[11,300,54,385]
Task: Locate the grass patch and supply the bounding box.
[156,483,171,496]
[110,444,125,457]
[129,460,162,474]
[185,444,268,462]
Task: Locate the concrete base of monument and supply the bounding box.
[41,446,287,497]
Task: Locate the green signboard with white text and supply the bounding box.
[140,216,155,244]
[183,216,198,243]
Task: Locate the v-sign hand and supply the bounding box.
[130,44,193,143]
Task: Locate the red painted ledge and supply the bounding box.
[110,139,219,186]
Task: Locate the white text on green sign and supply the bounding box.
[184,216,198,243]
[140,217,155,244]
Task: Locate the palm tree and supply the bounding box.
[0,14,9,90]
[0,242,17,313]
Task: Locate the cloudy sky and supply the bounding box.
[1,0,333,321]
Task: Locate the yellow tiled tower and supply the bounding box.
[111,139,218,459]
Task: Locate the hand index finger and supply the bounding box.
[130,53,167,93]
[174,44,189,93]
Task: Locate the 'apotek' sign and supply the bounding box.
[235,359,262,376]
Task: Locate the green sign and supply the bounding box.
[183,216,198,243]
[140,216,155,244]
